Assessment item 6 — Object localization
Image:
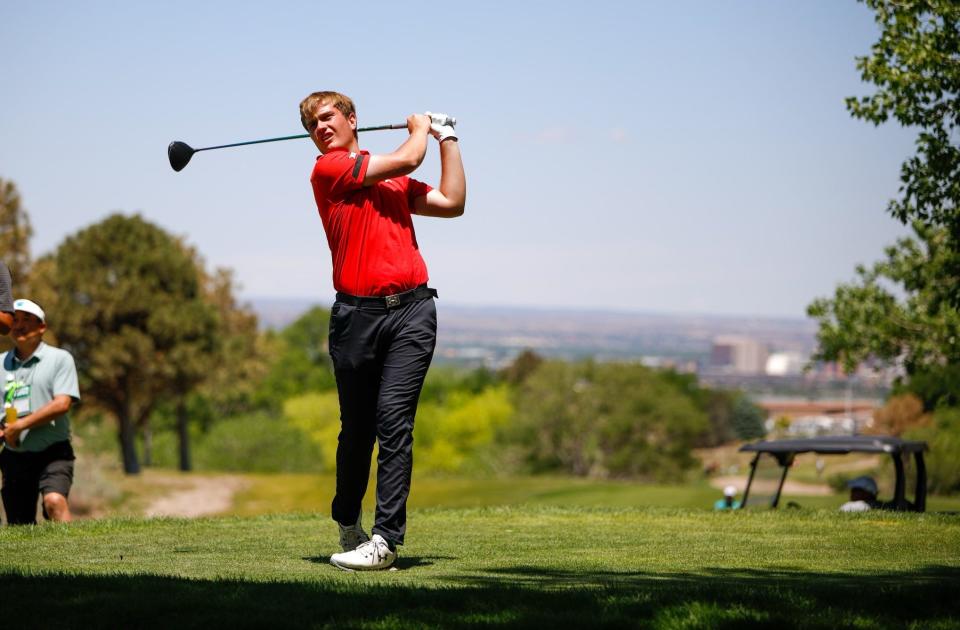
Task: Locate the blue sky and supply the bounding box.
[1,1,913,317]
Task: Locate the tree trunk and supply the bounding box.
[142,425,153,467]
[177,398,192,472]
[117,405,140,475]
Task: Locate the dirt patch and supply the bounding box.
[145,474,250,518]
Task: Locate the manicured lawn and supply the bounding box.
[229,472,960,516]
[2,506,958,628]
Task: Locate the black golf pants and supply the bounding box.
[328,294,436,546]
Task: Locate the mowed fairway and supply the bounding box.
[2,506,959,629]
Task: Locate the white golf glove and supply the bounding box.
[425,111,457,142]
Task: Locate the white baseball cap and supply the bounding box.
[846,475,878,496]
[13,299,45,323]
[723,485,737,497]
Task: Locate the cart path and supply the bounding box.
[710,475,833,496]
[144,474,250,518]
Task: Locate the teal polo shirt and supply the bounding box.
[1,342,80,452]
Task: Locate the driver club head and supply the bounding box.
[168,141,195,172]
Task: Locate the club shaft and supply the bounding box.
[194,124,407,153]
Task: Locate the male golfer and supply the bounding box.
[0,299,80,525]
[299,91,465,570]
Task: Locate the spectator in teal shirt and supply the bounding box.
[0,299,80,525]
[714,485,741,510]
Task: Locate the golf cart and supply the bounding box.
[738,435,928,512]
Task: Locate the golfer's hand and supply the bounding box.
[2,421,19,448]
[407,114,431,136]
[425,111,457,142]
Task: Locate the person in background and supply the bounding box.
[714,485,741,510]
[840,475,880,512]
[0,299,81,525]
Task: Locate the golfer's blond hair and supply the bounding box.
[299,91,356,134]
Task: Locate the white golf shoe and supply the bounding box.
[330,534,396,571]
[338,516,370,552]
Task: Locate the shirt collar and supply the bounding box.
[11,341,46,367]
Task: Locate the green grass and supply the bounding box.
[2,506,959,628]
[229,472,960,516]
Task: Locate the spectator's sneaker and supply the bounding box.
[338,516,370,552]
[330,534,396,571]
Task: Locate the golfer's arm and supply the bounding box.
[364,131,429,185]
[12,395,72,431]
[414,140,465,218]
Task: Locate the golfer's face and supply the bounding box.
[11,312,44,344]
[308,102,356,154]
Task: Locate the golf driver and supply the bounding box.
[168,123,408,172]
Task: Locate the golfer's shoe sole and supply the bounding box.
[329,557,397,572]
[330,558,356,572]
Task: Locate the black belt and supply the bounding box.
[335,285,438,309]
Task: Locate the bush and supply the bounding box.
[283,392,341,473]
[190,412,325,473]
[906,406,960,495]
[415,385,514,473]
[508,360,708,480]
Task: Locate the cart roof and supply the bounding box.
[739,435,927,455]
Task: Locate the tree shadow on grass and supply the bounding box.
[2,565,959,629]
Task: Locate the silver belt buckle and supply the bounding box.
[385,294,401,308]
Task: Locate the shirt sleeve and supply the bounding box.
[0,262,12,313]
[53,351,81,402]
[405,177,433,206]
[310,151,369,200]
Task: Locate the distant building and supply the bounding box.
[710,336,769,374]
[765,351,806,376]
[758,400,877,436]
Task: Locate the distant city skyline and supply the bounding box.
[2,1,913,318]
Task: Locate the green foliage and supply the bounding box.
[892,363,960,410]
[420,365,499,403]
[499,349,543,385]
[731,395,766,440]
[189,412,325,473]
[0,177,32,286]
[807,224,960,378]
[280,383,514,475]
[850,0,960,306]
[509,360,708,480]
[32,214,219,474]
[659,370,739,447]
[254,307,336,409]
[415,385,514,473]
[906,406,960,494]
[282,391,341,473]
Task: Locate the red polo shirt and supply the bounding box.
[310,149,432,296]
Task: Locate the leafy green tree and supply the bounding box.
[731,395,766,441]
[509,360,708,480]
[35,214,218,474]
[0,177,33,285]
[500,349,544,386]
[253,306,336,409]
[659,370,739,447]
[172,264,263,471]
[906,406,960,493]
[807,224,960,379]
[848,0,960,306]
